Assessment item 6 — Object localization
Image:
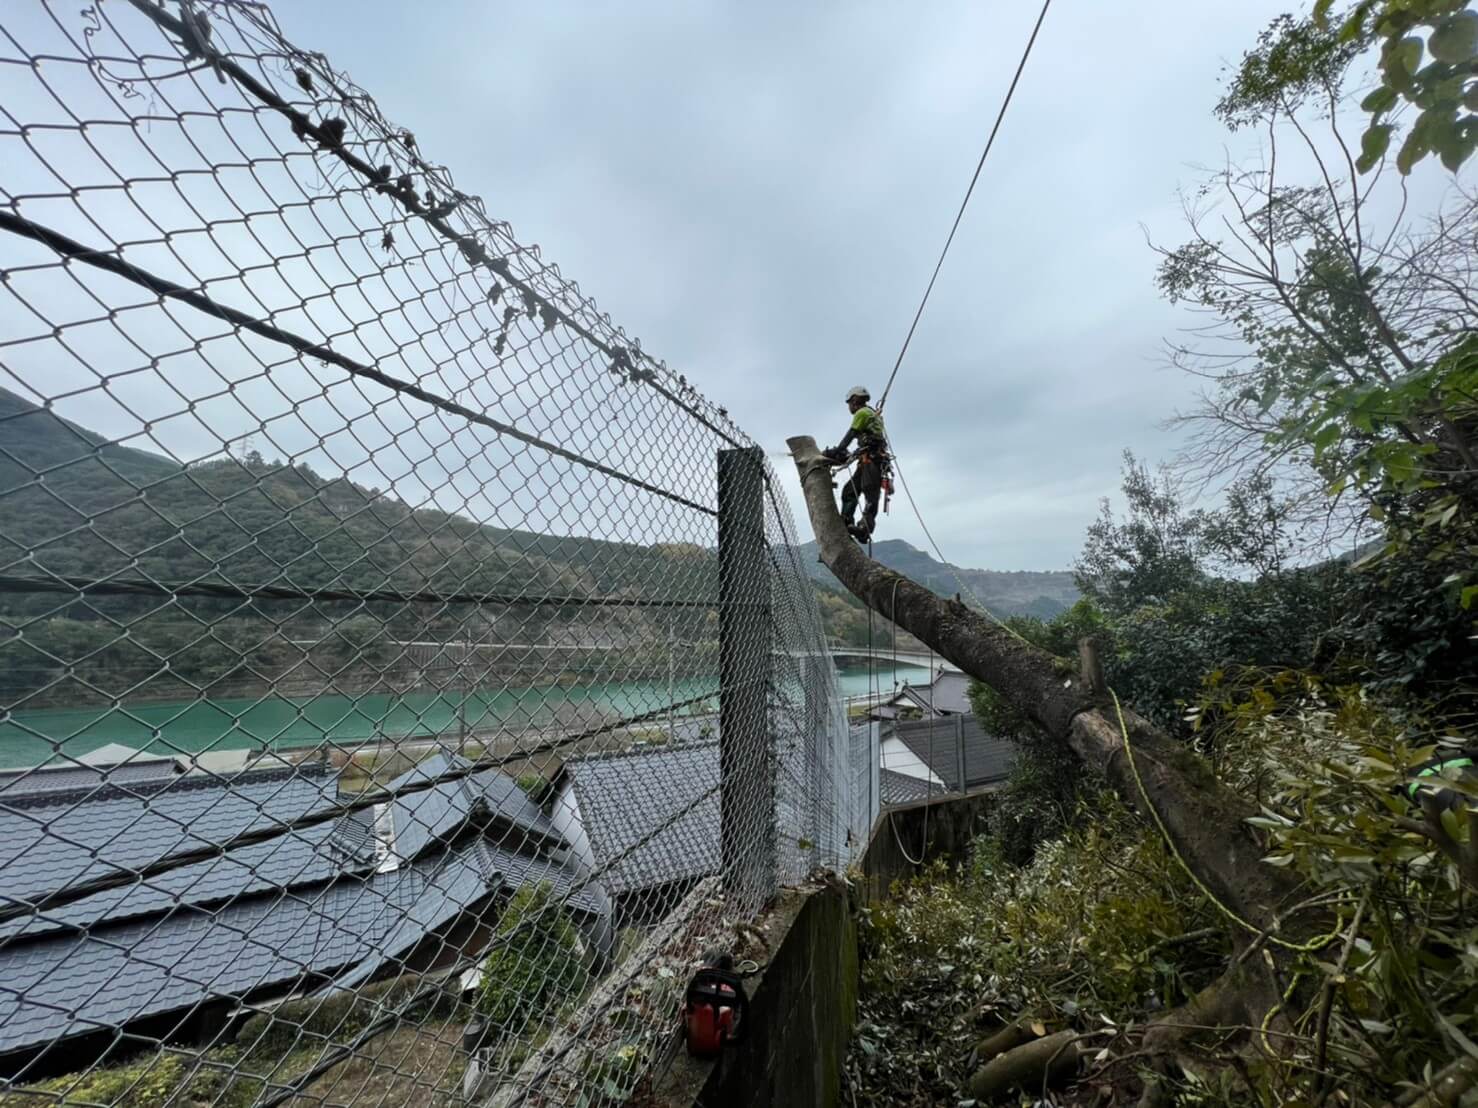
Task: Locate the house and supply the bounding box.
[0,743,187,797]
[879,667,973,719]
[878,715,1016,797]
[551,742,720,920]
[879,768,936,807]
[0,751,611,1077]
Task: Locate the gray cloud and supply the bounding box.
[29,1,1308,570]
[274,0,1307,570]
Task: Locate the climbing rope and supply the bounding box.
[875,0,1054,415]
[1111,690,1340,954]
[885,576,931,867]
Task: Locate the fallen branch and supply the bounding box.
[969,1030,1081,1100]
[1143,927,1223,958]
[1390,1056,1478,1108]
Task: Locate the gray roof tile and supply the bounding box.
[559,743,719,897]
[879,769,936,807]
[0,812,376,942]
[382,753,561,865]
[891,669,972,716]
[0,767,340,908]
[0,757,613,1061]
[892,716,1016,791]
[0,757,181,800]
[0,847,499,1057]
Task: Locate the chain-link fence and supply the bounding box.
[0,2,866,1103]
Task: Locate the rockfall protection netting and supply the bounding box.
[0,2,868,1103]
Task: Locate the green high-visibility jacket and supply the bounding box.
[839,406,888,455]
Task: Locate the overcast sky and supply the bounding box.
[256,0,1315,572]
[6,1,1357,572]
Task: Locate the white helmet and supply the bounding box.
[845,386,870,403]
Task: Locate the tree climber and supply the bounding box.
[824,385,891,542]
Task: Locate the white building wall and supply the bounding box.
[879,737,945,786]
[549,781,598,874]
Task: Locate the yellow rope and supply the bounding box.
[1110,689,1340,955]
[872,508,1341,958]
[1259,967,1306,1056]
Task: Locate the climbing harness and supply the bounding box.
[1403,750,1477,806]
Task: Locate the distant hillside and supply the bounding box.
[0,388,888,703]
[797,538,1077,620]
[0,386,721,704]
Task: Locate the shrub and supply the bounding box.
[515,773,551,804]
[3,1054,188,1107]
[476,883,591,1043]
[1193,668,1478,1099]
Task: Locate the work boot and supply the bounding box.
[848,522,871,543]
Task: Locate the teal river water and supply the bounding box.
[0,660,931,769]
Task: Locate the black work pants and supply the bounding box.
[841,458,882,536]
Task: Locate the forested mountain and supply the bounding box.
[798,538,1077,619]
[0,388,910,700]
[0,387,717,702]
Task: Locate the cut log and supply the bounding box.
[974,1012,1044,1064]
[969,1030,1081,1099]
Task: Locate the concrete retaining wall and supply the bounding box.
[858,790,997,903]
[658,791,995,1107]
[653,881,857,1108]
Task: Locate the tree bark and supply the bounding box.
[788,435,1313,942]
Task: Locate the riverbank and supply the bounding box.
[0,660,930,769]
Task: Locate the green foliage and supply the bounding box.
[1220,3,1478,174]
[981,743,1079,866]
[814,582,896,648]
[1315,0,1478,172]
[1073,457,1353,728]
[477,882,591,1043]
[845,795,1225,1106]
[515,773,552,803]
[5,1054,190,1107]
[0,387,726,702]
[1076,453,1209,615]
[1217,12,1365,128]
[1192,669,1478,1101]
[813,580,935,652]
[1156,57,1478,694]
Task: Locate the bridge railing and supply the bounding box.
[0,3,863,1103]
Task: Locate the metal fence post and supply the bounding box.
[955,713,966,795]
[801,651,825,861]
[718,446,774,910]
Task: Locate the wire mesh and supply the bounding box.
[0,2,866,1103]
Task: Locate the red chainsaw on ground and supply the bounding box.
[683,954,750,1058]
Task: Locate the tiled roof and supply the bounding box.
[0,766,341,907]
[879,769,936,807]
[381,752,560,865]
[891,669,973,716]
[0,846,500,1057]
[0,753,613,1061]
[0,811,376,943]
[891,716,1016,792]
[0,752,182,799]
[557,742,719,898]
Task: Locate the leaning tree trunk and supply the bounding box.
[789,435,1305,935]
[787,435,1328,1093]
